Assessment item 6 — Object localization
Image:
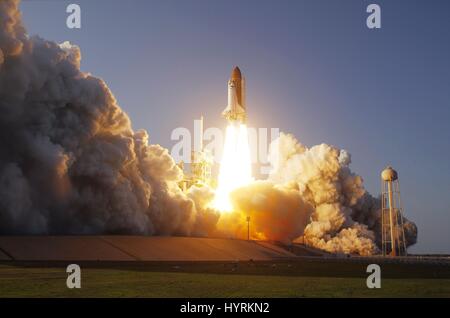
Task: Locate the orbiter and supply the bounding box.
[222,66,246,123]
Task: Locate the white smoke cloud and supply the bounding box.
[0,0,217,236]
[266,132,417,255]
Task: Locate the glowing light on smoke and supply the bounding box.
[213,123,253,212]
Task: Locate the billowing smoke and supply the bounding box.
[264,133,417,255]
[217,181,313,243]
[0,0,218,235]
[0,1,417,255]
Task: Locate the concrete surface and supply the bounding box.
[0,236,297,261]
[0,248,11,260]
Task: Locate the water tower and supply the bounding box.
[381,166,407,256]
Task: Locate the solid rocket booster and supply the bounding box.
[222,66,246,123]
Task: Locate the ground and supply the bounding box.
[1,263,449,297]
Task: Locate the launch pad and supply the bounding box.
[1,236,448,270]
[0,236,297,262]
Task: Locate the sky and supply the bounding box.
[19,0,450,253]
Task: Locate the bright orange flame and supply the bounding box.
[213,123,253,212]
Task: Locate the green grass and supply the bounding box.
[0,264,449,297]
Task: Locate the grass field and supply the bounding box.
[1,264,449,297]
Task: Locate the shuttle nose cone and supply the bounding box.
[231,66,242,80]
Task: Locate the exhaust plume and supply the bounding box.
[217,181,313,242]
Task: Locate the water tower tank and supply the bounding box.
[381,166,398,181]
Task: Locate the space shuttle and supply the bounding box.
[222,66,246,123]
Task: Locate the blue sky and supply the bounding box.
[20,0,450,253]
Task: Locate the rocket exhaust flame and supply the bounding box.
[213,123,253,211]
